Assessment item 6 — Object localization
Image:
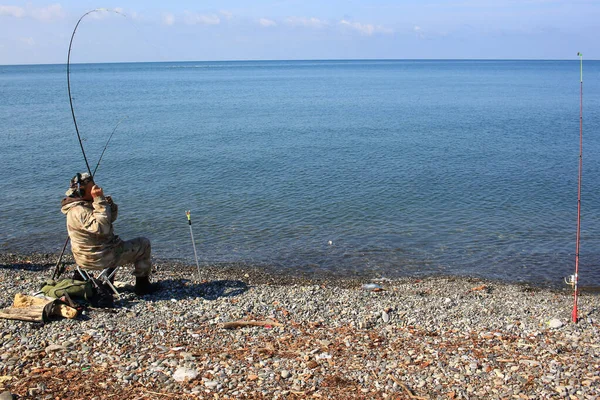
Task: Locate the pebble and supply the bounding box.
[204,381,218,389]
[45,344,65,353]
[548,318,564,329]
[361,283,382,291]
[382,311,390,323]
[0,253,598,400]
[172,367,198,382]
[0,391,13,400]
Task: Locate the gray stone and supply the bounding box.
[382,311,390,323]
[0,391,14,400]
[204,381,219,389]
[173,367,198,382]
[548,319,563,329]
[45,344,65,353]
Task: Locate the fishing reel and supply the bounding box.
[564,274,576,287]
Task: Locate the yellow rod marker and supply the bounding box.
[186,211,201,277]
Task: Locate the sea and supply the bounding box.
[1,60,599,287]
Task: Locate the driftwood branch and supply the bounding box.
[0,294,77,322]
[141,390,197,398]
[221,320,283,329]
[0,305,46,322]
[387,374,429,400]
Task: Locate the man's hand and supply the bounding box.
[91,185,104,199]
[105,195,113,205]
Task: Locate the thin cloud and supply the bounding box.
[129,11,142,21]
[340,20,374,35]
[163,13,175,26]
[0,3,64,21]
[414,25,426,39]
[0,5,25,17]
[19,37,35,46]
[112,8,143,21]
[30,3,64,21]
[219,10,233,20]
[339,19,393,36]
[285,16,328,28]
[259,18,276,27]
[184,11,220,25]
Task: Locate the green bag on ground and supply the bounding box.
[41,279,93,300]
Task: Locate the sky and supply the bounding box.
[0,0,598,65]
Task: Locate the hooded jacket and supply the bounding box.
[60,196,123,270]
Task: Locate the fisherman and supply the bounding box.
[61,172,158,295]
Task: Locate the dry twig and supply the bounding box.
[141,390,196,398]
[221,320,283,329]
[387,374,429,400]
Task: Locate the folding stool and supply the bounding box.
[76,265,121,300]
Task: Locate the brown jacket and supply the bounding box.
[61,196,122,270]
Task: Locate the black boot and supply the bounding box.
[135,277,158,295]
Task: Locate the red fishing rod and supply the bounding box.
[571,52,583,323]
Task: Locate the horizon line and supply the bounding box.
[1,57,597,67]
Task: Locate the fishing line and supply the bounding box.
[67,8,170,174]
[120,13,171,63]
[93,115,128,177]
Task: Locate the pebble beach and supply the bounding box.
[0,252,598,399]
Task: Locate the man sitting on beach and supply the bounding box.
[60,172,158,295]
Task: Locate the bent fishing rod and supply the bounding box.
[53,9,127,280]
[67,8,126,176]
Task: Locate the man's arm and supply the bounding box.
[81,185,113,235]
[106,195,118,222]
[81,197,113,235]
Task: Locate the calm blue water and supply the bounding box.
[1,60,599,286]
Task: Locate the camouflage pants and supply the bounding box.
[116,237,152,277]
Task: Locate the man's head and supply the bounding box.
[66,173,95,200]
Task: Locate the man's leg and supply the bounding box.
[117,237,152,277]
[117,237,156,295]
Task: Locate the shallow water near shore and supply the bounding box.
[1,60,600,286]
